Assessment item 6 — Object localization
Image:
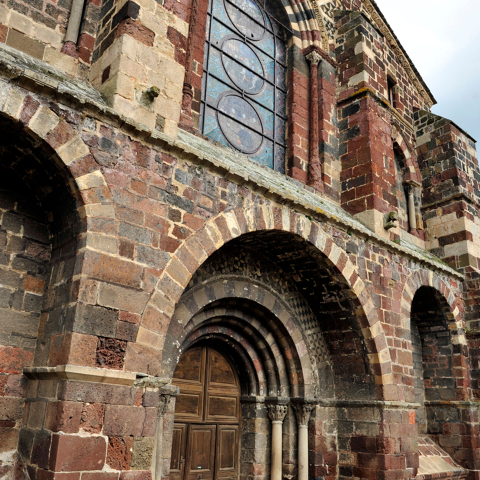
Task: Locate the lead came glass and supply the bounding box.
[201,0,287,172]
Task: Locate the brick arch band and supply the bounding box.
[401,270,466,343]
[0,84,111,221]
[139,205,394,395]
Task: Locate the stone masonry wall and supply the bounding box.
[0,0,100,78]
[0,178,49,477]
[89,0,187,135]
[0,0,479,476]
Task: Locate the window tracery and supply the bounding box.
[200,0,287,172]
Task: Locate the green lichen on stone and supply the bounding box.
[131,437,155,470]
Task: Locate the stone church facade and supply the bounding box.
[0,0,480,478]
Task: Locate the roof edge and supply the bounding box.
[361,0,437,108]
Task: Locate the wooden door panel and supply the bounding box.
[170,423,187,480]
[174,391,204,421]
[208,349,238,387]
[172,347,241,480]
[205,395,239,422]
[185,424,216,480]
[216,425,239,480]
[173,347,205,385]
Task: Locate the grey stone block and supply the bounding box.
[73,303,118,338]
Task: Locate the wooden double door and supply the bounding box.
[170,346,241,480]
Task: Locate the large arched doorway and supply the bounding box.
[170,345,241,480]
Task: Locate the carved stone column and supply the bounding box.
[180,0,200,128]
[305,49,324,192]
[406,184,417,232]
[267,403,289,480]
[135,379,179,480]
[292,402,315,480]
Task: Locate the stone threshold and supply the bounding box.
[0,43,463,281]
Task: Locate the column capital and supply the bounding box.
[267,404,289,423]
[305,50,322,66]
[292,402,315,426]
[134,378,179,418]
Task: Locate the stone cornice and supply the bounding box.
[24,365,137,385]
[360,0,436,109]
[0,45,463,281]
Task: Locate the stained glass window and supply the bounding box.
[200,0,287,173]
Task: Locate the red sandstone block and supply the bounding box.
[37,471,80,480]
[45,401,82,433]
[19,95,41,125]
[68,333,98,367]
[0,346,34,374]
[82,473,119,480]
[103,405,145,436]
[80,403,104,433]
[119,472,152,480]
[49,434,107,471]
[116,19,154,47]
[83,250,143,288]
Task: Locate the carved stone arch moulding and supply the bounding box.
[309,0,329,50]
[138,204,394,394]
[171,277,315,397]
[269,0,329,50]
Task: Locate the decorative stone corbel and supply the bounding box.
[384,211,399,230]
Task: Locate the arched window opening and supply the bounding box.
[200,0,288,172]
[394,146,409,231]
[394,144,418,232]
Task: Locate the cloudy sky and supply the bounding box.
[374,0,480,144]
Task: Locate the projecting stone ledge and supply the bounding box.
[173,128,463,280]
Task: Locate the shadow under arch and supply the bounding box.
[0,112,87,360]
[139,206,393,397]
[0,111,88,476]
[410,285,470,434]
[159,227,391,402]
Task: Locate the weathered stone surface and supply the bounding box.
[106,435,133,470]
[103,405,145,436]
[131,436,155,470]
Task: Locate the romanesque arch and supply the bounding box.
[0,85,113,475]
[136,204,393,393]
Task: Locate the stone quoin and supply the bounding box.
[0,0,479,479]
